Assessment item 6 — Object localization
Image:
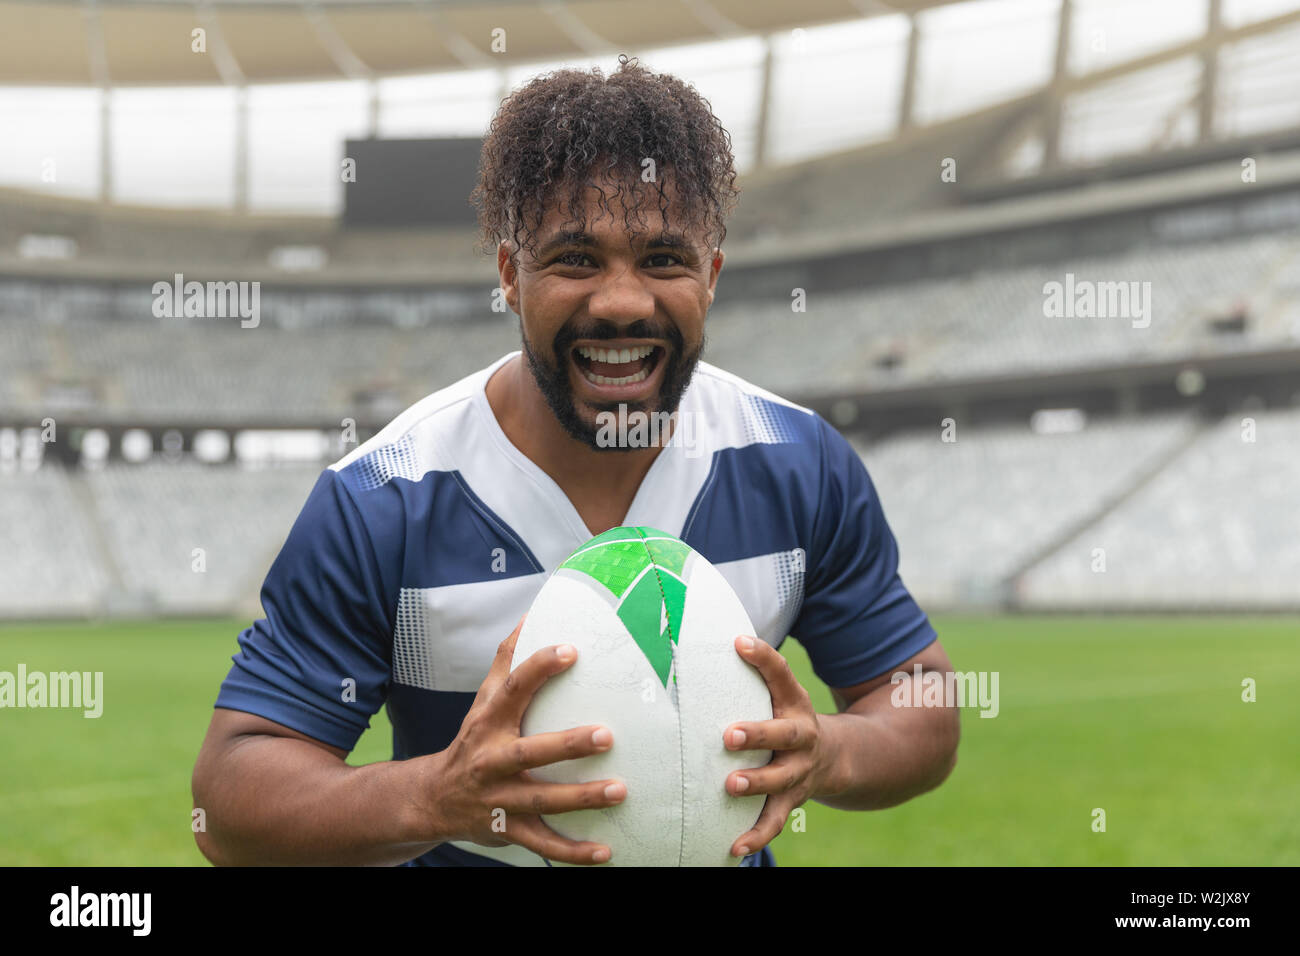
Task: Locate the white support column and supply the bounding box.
[369,78,381,138]
[1200,0,1223,143]
[1044,0,1074,168]
[754,33,774,170]
[196,1,247,211]
[84,0,113,203]
[100,88,112,203]
[234,85,249,212]
[897,13,919,133]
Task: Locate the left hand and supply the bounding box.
[724,635,838,858]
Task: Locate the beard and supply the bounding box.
[520,317,703,451]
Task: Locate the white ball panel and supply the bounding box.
[513,571,682,866]
[675,556,774,866]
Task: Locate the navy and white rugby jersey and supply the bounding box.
[214,351,937,867]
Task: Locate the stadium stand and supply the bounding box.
[82,462,320,615]
[0,461,319,618]
[1,225,1297,427]
[0,466,111,617]
[1017,408,1300,610]
[707,230,1300,395]
[9,404,1297,618]
[855,412,1206,607]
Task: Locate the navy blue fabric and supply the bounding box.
[795,416,937,688]
[387,687,478,763]
[215,469,397,751]
[387,469,543,589]
[681,443,811,565]
[682,410,936,690]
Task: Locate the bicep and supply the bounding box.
[191,708,355,864]
[199,707,350,764]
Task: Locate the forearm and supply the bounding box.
[813,685,960,811]
[193,735,441,866]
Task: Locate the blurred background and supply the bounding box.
[1,0,1297,865]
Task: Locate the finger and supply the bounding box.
[726,757,805,797]
[486,724,615,775]
[474,615,527,705]
[495,776,627,816]
[504,815,613,865]
[492,642,579,725]
[730,794,797,858]
[723,717,813,753]
[734,636,807,713]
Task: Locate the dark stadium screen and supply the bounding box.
[342,137,482,227]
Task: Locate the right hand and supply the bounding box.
[416,616,626,864]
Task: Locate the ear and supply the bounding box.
[497,240,521,314]
[706,246,725,306]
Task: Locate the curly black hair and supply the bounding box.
[471,55,739,260]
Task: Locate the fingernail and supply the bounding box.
[738,636,755,651]
[604,782,626,801]
[593,848,610,863]
[734,776,749,794]
[730,729,746,748]
[591,727,612,748]
[736,845,750,857]
[556,644,576,662]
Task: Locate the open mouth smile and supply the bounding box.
[571,343,666,391]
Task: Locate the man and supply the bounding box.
[192,56,958,867]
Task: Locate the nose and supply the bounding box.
[586,261,656,328]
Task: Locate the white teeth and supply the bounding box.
[581,366,651,386]
[574,345,657,387]
[576,344,654,363]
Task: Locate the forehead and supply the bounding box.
[531,172,701,245]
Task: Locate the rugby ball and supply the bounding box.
[511,526,773,866]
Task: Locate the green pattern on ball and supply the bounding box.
[644,536,690,576]
[559,526,689,687]
[562,540,652,599]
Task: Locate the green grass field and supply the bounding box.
[1,615,1296,866]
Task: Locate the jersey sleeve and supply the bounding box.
[214,467,399,752]
[792,416,937,690]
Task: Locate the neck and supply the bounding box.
[485,355,669,525]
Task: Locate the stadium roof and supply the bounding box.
[0,0,966,86]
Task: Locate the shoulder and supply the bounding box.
[683,363,876,529]
[678,363,852,550]
[685,361,828,453]
[328,354,509,493]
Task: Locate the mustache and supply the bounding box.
[552,319,683,356]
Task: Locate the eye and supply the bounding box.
[646,253,683,268]
[554,251,593,267]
